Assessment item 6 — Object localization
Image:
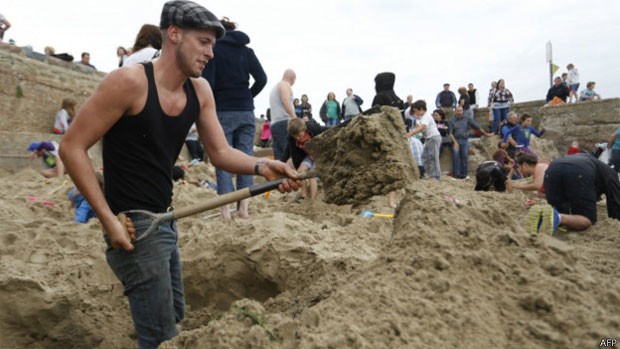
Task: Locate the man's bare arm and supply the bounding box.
[278,82,296,118]
[60,67,145,250]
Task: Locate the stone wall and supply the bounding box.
[474,99,620,153]
[474,100,547,129]
[538,99,620,152]
[2,42,618,173]
[0,43,103,133]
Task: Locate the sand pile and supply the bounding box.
[307,106,418,205]
[1,159,620,348]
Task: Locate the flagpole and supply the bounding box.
[549,62,553,88]
[546,41,553,88]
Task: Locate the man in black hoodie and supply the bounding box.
[202,17,267,220]
[371,72,404,110]
[370,72,405,208]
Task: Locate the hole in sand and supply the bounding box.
[183,248,281,312]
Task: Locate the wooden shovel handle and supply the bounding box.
[172,171,319,221]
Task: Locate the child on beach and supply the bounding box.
[405,100,442,180]
[68,172,103,223]
[27,141,64,178]
[53,98,77,134]
[281,117,329,200]
[502,113,545,157]
[259,112,272,148]
[567,140,580,155]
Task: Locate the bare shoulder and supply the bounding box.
[189,77,214,108]
[92,66,148,114]
[99,65,147,94]
[277,80,290,94]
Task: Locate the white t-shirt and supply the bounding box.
[54,109,69,133]
[568,68,580,85]
[122,47,159,67]
[417,112,441,139]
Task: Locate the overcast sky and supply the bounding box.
[3,1,620,115]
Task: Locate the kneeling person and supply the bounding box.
[528,153,620,236]
[474,161,509,192]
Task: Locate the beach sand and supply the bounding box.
[1,157,620,348]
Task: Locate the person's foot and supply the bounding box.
[221,205,232,221]
[526,204,560,236]
[526,204,543,235]
[238,199,250,219]
[539,204,560,236]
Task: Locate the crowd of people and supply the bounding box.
[546,63,601,105]
[8,1,619,347]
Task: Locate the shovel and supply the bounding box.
[119,170,318,242]
[119,106,418,242]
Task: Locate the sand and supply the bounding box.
[1,148,620,348]
[307,106,418,205]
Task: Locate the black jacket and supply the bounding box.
[370,72,404,109]
[546,84,569,102]
[280,119,329,168]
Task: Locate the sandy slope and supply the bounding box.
[1,160,619,349]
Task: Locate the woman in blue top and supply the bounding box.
[319,92,342,126]
[502,113,544,156]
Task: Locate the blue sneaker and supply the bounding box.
[539,204,560,236]
[526,205,544,235]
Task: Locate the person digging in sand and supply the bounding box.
[281,117,329,201]
[526,153,620,236]
[59,2,300,347]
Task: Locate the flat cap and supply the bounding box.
[160,0,225,38]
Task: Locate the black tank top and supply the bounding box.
[468,89,477,105]
[103,62,199,214]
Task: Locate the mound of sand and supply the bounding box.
[307,106,418,205]
[1,159,619,348]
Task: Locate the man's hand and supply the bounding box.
[453,143,459,151]
[259,159,302,192]
[105,216,135,251]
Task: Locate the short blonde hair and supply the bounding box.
[287,118,306,137]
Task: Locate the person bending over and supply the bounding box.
[527,153,620,235]
[281,117,328,200]
[508,153,549,196]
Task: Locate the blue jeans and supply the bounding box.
[105,216,184,349]
[325,118,339,126]
[492,107,509,134]
[216,111,255,195]
[270,119,289,161]
[452,139,470,178]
